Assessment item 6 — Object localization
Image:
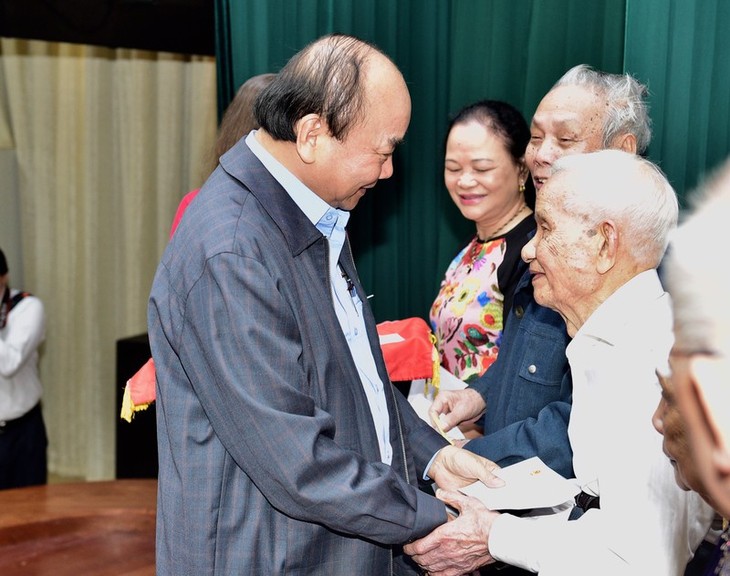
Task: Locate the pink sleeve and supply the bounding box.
[169,188,200,238]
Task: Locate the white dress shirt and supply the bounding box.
[0,290,45,422]
[489,270,714,575]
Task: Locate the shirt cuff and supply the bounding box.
[490,513,547,573]
[423,447,446,481]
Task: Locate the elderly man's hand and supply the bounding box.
[427,445,504,491]
[405,489,500,576]
[429,388,486,432]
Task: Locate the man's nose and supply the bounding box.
[651,401,666,435]
[380,156,394,180]
[533,139,559,166]
[521,238,536,263]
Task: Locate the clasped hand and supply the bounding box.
[404,488,500,576]
[426,444,503,491]
[412,446,503,576]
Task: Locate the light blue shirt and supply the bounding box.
[246,132,392,465]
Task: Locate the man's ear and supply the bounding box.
[613,133,637,154]
[689,356,730,475]
[595,220,618,274]
[294,114,325,164]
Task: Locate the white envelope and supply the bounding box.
[459,456,580,510]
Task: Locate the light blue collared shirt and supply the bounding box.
[246,132,392,465]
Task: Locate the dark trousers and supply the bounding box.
[684,537,722,576]
[0,403,48,489]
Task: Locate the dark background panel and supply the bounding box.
[116,334,157,479]
[0,0,215,55]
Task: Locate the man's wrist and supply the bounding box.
[424,446,447,481]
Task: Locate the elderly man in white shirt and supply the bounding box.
[405,150,714,575]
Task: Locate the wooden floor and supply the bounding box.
[0,479,156,576]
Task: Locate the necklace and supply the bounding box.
[477,203,530,243]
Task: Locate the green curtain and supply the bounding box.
[625,0,730,201]
[214,0,728,323]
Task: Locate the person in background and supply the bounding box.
[406,150,714,575]
[169,72,277,237]
[0,248,47,489]
[658,157,730,575]
[430,100,533,384]
[149,33,501,575]
[431,65,653,483]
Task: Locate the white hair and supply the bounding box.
[664,158,730,357]
[554,64,652,155]
[550,150,678,268]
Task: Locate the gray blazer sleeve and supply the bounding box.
[175,251,446,543]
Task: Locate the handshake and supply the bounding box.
[409,388,503,576]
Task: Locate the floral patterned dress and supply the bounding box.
[429,215,535,383]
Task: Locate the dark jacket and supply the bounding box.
[467,268,574,478]
[149,139,448,575]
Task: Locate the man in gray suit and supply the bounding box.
[148,33,500,575]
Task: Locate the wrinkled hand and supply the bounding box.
[427,445,504,491]
[430,389,486,432]
[405,489,499,576]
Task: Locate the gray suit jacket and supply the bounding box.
[148,138,449,575]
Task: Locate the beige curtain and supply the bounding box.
[0,58,12,149]
[0,38,217,479]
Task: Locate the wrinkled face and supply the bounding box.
[520,172,598,328]
[673,352,730,517]
[526,85,607,191]
[317,61,411,211]
[444,121,527,231]
[653,367,707,495]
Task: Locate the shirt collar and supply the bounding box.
[574,269,665,346]
[245,131,330,228]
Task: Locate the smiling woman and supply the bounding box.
[430,100,534,384]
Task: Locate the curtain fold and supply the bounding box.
[625,0,730,201]
[0,38,216,479]
[0,55,12,149]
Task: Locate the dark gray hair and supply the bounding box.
[555,64,651,154]
[254,34,387,143]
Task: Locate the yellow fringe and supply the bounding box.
[120,384,150,423]
[426,332,441,397]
